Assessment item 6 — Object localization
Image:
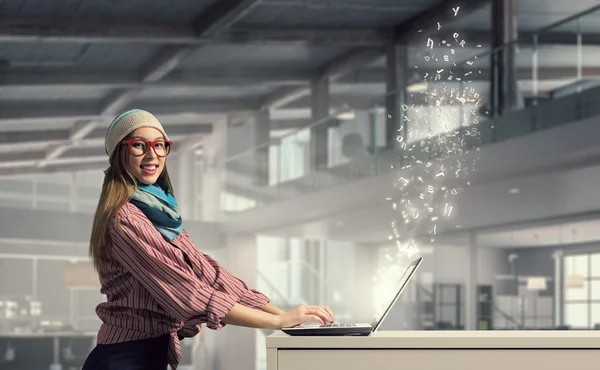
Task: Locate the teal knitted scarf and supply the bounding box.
[129,182,183,241]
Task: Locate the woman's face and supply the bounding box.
[125,127,169,185]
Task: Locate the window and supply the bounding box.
[270,129,310,184]
[591,280,600,300]
[565,254,588,276]
[565,303,588,328]
[563,252,600,328]
[564,279,588,301]
[591,254,600,277]
[268,145,280,186]
[592,304,600,327]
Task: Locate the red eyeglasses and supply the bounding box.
[122,139,173,157]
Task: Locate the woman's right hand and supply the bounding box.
[274,305,335,329]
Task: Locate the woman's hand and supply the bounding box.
[274,305,335,329]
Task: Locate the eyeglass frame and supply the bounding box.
[122,139,173,157]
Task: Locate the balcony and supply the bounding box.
[219,6,600,214]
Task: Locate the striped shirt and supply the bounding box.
[94,202,270,370]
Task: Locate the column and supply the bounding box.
[174,151,197,220]
[354,243,378,319]
[32,258,38,312]
[302,240,324,305]
[201,119,228,222]
[254,109,270,187]
[216,234,260,370]
[69,173,78,212]
[551,250,564,327]
[490,0,520,117]
[464,231,479,330]
[310,78,330,171]
[289,238,302,301]
[385,43,408,150]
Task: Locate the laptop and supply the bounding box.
[282,256,423,336]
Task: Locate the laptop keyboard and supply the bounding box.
[319,323,357,327]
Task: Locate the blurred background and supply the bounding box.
[0,0,600,369]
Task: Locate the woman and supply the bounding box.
[82,109,334,370]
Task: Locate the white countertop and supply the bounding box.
[267,330,600,349]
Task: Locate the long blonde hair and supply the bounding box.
[89,133,174,271]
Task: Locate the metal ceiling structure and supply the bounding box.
[0,0,597,176]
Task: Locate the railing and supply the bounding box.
[256,269,293,308]
[218,5,600,212]
[415,283,532,330]
[493,304,522,329]
[417,284,434,299]
[0,180,100,213]
[257,259,345,309]
[287,258,344,306]
[415,284,435,329]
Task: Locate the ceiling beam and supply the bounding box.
[37,46,192,166]
[262,47,383,109]
[0,100,254,124]
[259,86,312,110]
[260,0,492,110]
[0,16,393,45]
[0,129,69,145]
[437,30,600,47]
[0,123,213,148]
[192,0,263,38]
[283,91,486,111]
[394,0,490,42]
[0,129,210,176]
[0,68,311,88]
[3,15,600,47]
[222,27,392,45]
[1,65,598,91]
[39,0,261,165]
[0,17,197,44]
[0,140,211,169]
[0,159,106,177]
[0,147,104,164]
[318,48,385,81]
[257,63,594,109]
[0,71,578,128]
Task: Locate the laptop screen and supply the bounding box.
[370,256,422,331]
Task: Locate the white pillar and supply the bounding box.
[354,243,377,319]
[254,109,270,187]
[465,231,479,330]
[217,234,260,370]
[175,151,196,220]
[201,119,228,222]
[287,238,302,303]
[552,250,564,327]
[32,258,38,300]
[385,43,408,149]
[310,79,330,170]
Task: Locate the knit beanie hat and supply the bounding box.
[104,109,170,162]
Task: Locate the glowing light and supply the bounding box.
[376,21,483,307]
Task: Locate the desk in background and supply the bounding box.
[266,331,600,370]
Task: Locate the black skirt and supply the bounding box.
[82,335,170,370]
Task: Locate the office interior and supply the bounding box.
[0,0,599,369]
